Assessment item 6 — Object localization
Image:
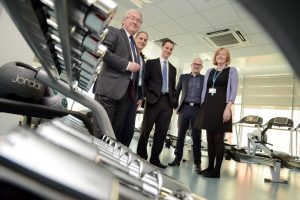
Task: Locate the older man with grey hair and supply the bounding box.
[93,9,143,143]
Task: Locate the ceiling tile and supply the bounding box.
[140,5,170,26]
[172,46,190,57]
[243,18,266,34]
[188,0,229,11]
[182,42,211,54]
[150,0,165,3]
[171,33,198,46]
[156,0,197,19]
[113,0,137,9]
[202,4,241,26]
[176,13,211,32]
[154,21,186,37]
[231,1,254,20]
[248,33,275,45]
[141,26,164,41]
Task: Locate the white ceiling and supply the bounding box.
[110,0,293,76]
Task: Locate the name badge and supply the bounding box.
[208,88,216,96]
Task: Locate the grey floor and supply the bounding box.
[129,138,300,200]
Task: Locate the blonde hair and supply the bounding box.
[213,47,231,66]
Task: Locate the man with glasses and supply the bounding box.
[168,57,204,173]
[92,9,142,142]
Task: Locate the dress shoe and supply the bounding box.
[168,158,180,166]
[197,168,211,176]
[150,161,168,169]
[203,170,220,178]
[194,164,201,173]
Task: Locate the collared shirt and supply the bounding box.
[159,57,169,92]
[138,55,143,86]
[184,73,201,103]
[123,28,137,63]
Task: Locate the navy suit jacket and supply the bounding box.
[175,73,204,112]
[144,58,177,107]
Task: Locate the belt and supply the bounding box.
[184,102,200,106]
[161,92,169,95]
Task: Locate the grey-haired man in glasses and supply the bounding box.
[92,9,143,143]
[168,57,204,173]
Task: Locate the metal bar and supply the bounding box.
[36,69,115,139]
[54,0,74,90]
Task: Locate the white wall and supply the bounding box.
[0,5,35,133]
[0,113,20,133]
[0,5,34,67]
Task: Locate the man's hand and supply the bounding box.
[128,62,141,72]
[136,99,143,108]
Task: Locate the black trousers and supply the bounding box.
[137,95,173,164]
[92,90,130,140]
[175,104,201,164]
[119,100,138,147]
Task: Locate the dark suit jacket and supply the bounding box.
[144,58,177,107]
[93,26,134,100]
[175,73,204,112]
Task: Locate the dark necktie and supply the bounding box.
[129,36,140,101]
[129,36,139,64]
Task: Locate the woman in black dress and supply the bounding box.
[195,47,238,178]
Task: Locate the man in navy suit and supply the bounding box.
[92,9,142,140]
[168,57,204,173]
[137,39,177,169]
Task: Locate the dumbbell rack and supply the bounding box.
[1,0,115,139]
[0,0,205,199]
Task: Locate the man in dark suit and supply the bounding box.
[137,39,177,169]
[92,9,142,140]
[168,57,204,173]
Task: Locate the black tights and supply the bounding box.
[206,131,225,173]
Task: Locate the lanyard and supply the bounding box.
[212,69,222,88]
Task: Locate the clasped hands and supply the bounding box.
[128,62,141,72]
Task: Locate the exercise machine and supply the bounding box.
[294,123,300,157]
[233,115,263,148]
[225,116,300,183]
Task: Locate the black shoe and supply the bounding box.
[168,158,180,166]
[203,170,220,178]
[197,168,211,175]
[194,164,201,173]
[150,161,168,169]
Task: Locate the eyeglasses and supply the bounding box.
[193,63,202,67]
[126,16,143,24]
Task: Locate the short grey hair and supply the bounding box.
[124,9,142,20]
